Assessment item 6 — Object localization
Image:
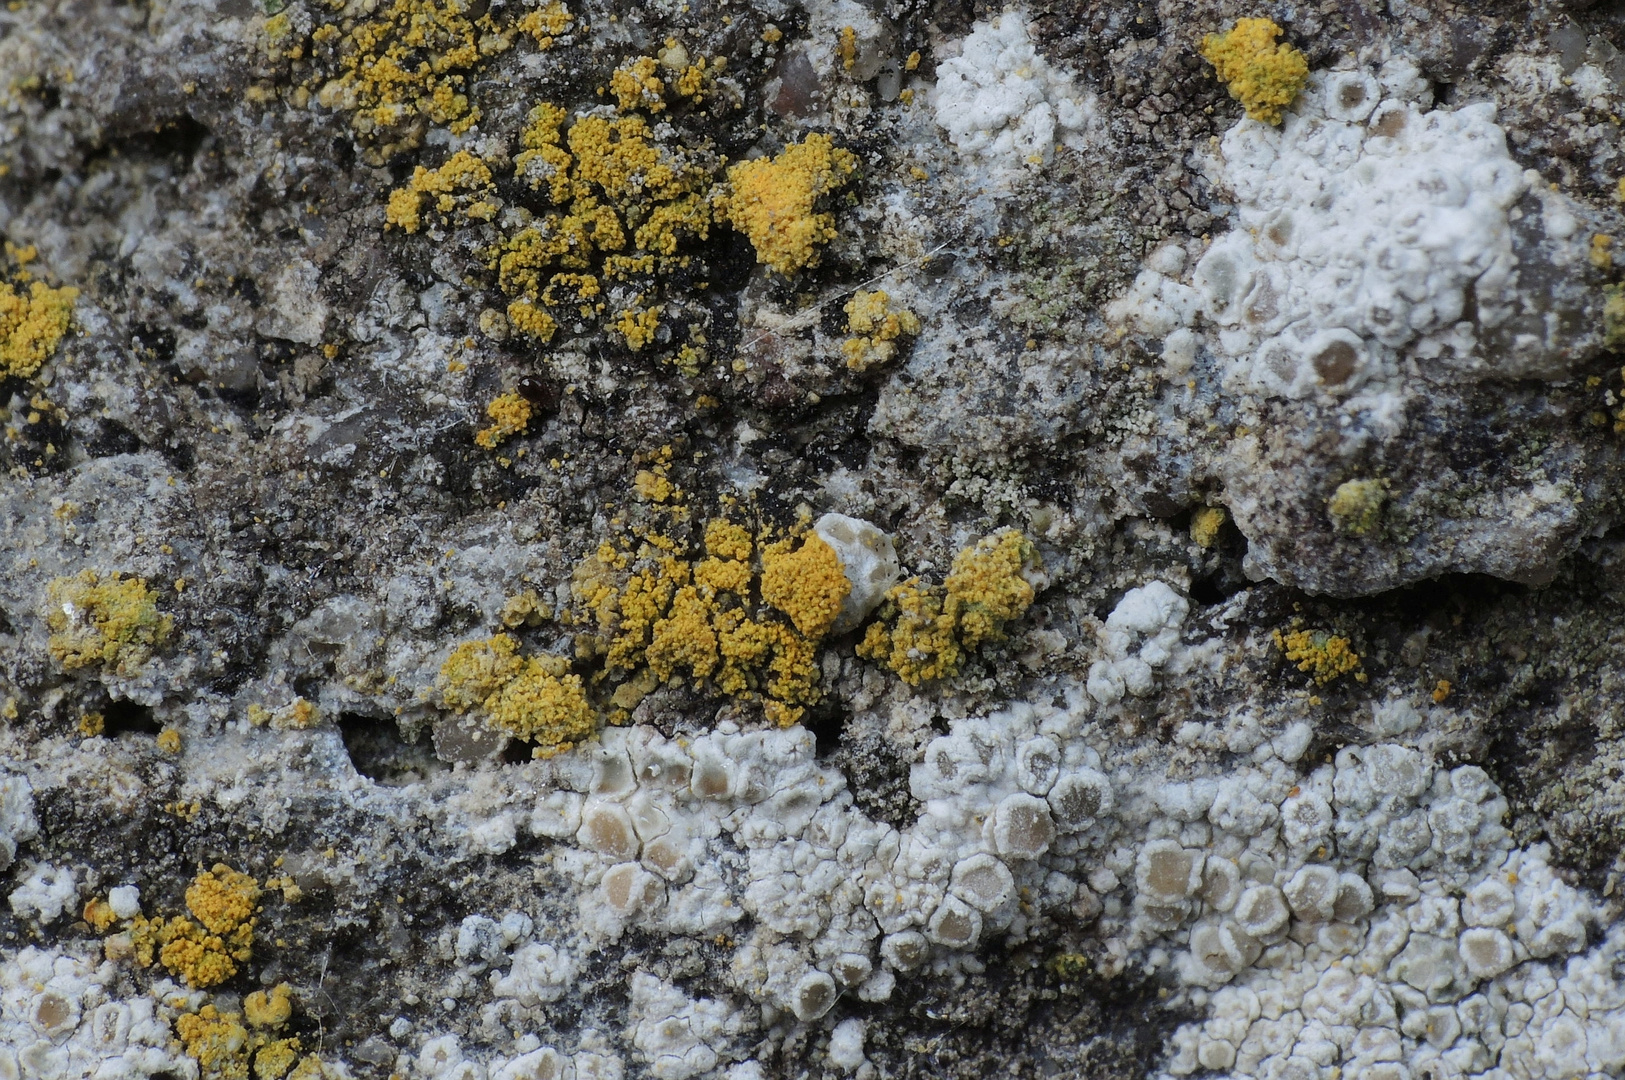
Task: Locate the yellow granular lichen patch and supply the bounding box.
[474,391,533,450]
[78,711,106,737]
[304,0,536,159]
[253,1039,303,1080]
[760,534,850,639]
[83,896,117,931]
[157,728,182,754]
[568,513,839,726]
[438,634,596,756]
[858,530,1040,685]
[1605,284,1625,351]
[176,1006,251,1080]
[244,983,294,1029]
[1190,505,1228,548]
[1198,18,1309,125]
[943,530,1039,650]
[1326,478,1386,537]
[1591,234,1614,271]
[45,570,174,675]
[385,149,495,234]
[492,90,722,351]
[1273,627,1365,685]
[187,865,262,937]
[516,1,573,48]
[0,275,78,379]
[841,290,921,371]
[717,134,858,274]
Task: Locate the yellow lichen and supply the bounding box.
[244,984,294,1029]
[568,511,839,726]
[1273,627,1365,685]
[1591,233,1614,271]
[474,391,533,450]
[176,1006,251,1080]
[254,1040,303,1080]
[841,289,921,371]
[1326,478,1386,537]
[838,26,857,71]
[716,134,858,274]
[384,150,495,234]
[1190,505,1228,548]
[760,534,850,639]
[858,530,1040,685]
[499,588,552,628]
[1605,283,1625,351]
[188,865,262,936]
[611,56,667,112]
[1432,678,1453,704]
[0,274,78,379]
[83,896,117,932]
[45,570,174,675]
[305,0,497,159]
[1199,18,1309,125]
[77,711,105,737]
[516,1,572,48]
[120,863,261,989]
[157,728,182,754]
[437,634,595,755]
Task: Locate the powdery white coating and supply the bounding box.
[932,11,1096,169]
[0,944,189,1079]
[827,1017,866,1071]
[106,885,141,921]
[1110,61,1601,397]
[0,772,38,872]
[1088,581,1191,704]
[812,513,900,635]
[628,973,746,1080]
[8,861,77,925]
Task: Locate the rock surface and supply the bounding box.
[3,0,1625,1078]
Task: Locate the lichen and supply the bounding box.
[1327,478,1387,537]
[176,1006,252,1080]
[1198,18,1309,125]
[567,497,841,726]
[1272,626,1365,685]
[1190,506,1228,548]
[858,530,1041,685]
[0,266,77,379]
[45,570,174,675]
[1605,283,1625,352]
[715,134,858,275]
[840,290,921,371]
[436,634,595,756]
[474,391,533,450]
[760,534,850,639]
[384,149,496,234]
[120,864,261,988]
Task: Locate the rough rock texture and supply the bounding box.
[4,0,1625,1078]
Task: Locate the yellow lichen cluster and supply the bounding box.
[474,391,533,450]
[110,865,262,989]
[858,530,1040,685]
[716,134,858,274]
[1,244,78,379]
[174,984,310,1080]
[1273,627,1366,685]
[569,500,850,727]
[1190,505,1228,548]
[384,150,497,234]
[45,570,174,675]
[1326,478,1387,537]
[609,42,712,113]
[840,290,921,371]
[1605,284,1625,352]
[436,633,595,755]
[486,65,723,352]
[305,0,572,160]
[1198,18,1309,125]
